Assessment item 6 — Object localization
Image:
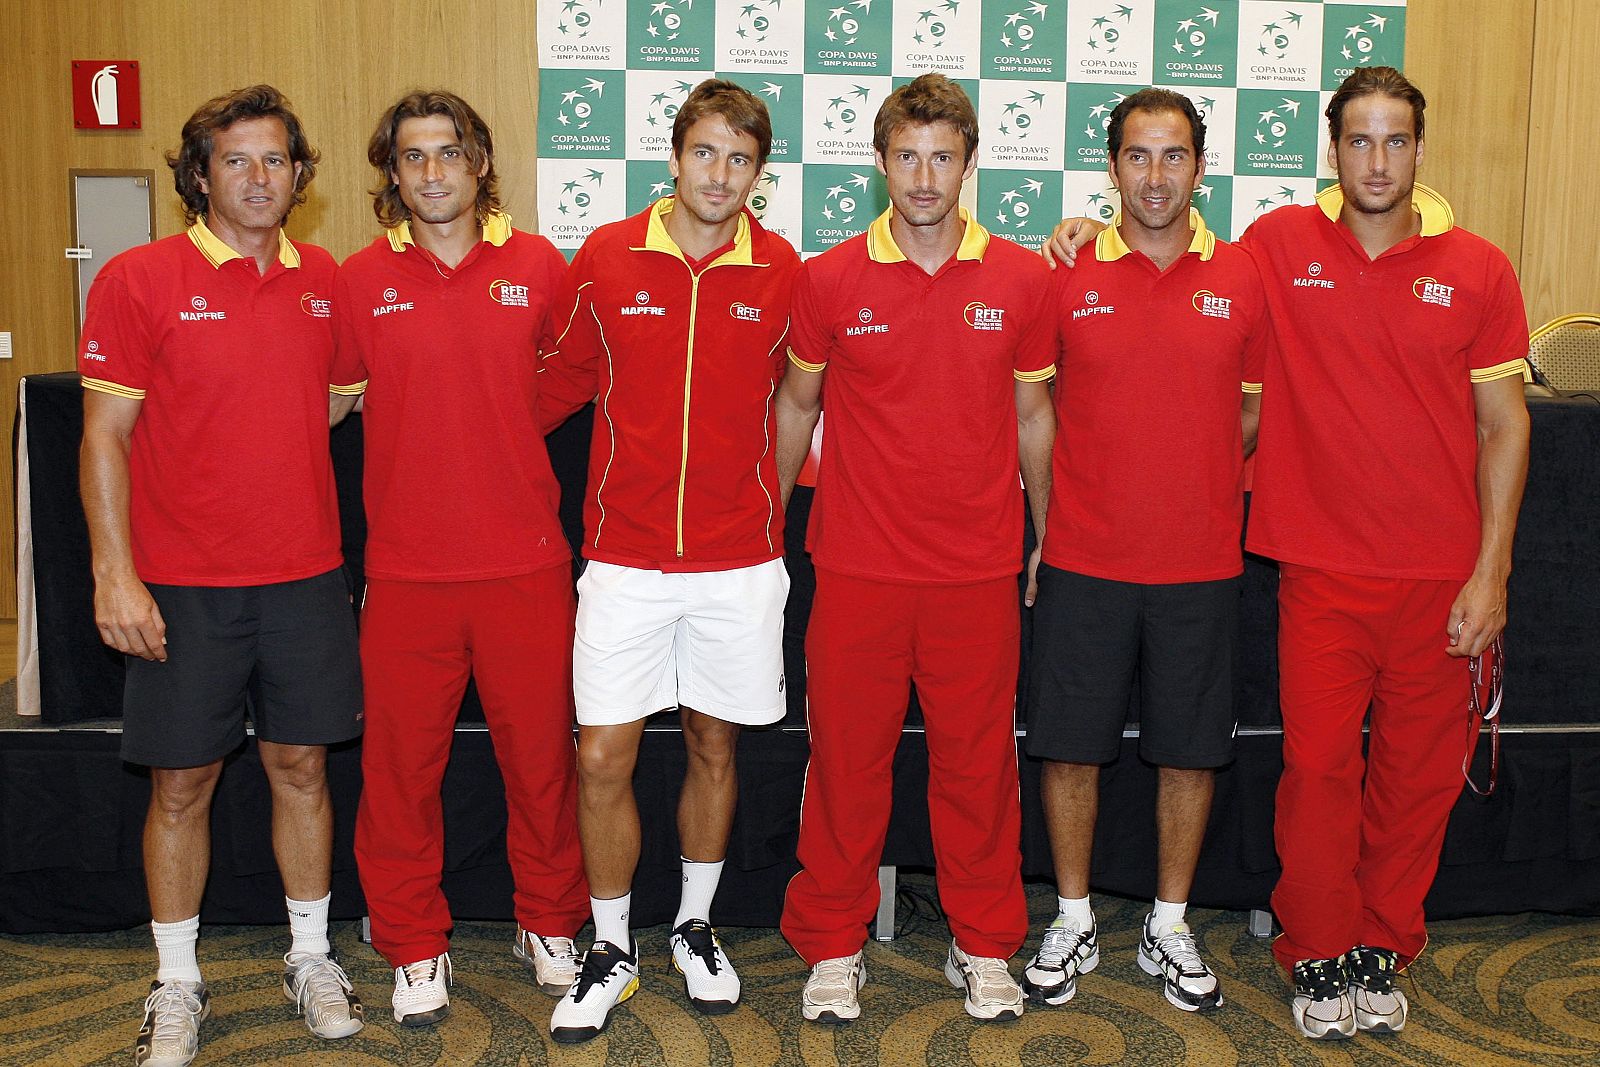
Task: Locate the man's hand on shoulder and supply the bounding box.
[1042,218,1106,269]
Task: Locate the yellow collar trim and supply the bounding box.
[188,218,300,269]
[637,197,754,266]
[866,206,991,264]
[1096,208,1215,263]
[1317,182,1454,237]
[385,211,514,252]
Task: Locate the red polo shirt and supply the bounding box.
[78,221,346,586]
[1240,185,1528,580]
[332,213,571,582]
[1046,210,1269,584]
[537,199,800,572]
[788,208,1057,585]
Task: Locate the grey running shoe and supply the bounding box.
[133,979,209,1067]
[944,940,1025,1021]
[1291,956,1356,1040]
[1022,916,1099,1005]
[1347,945,1408,1033]
[283,951,364,1039]
[1136,916,1223,1012]
[802,951,866,1024]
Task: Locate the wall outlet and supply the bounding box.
[0,332,11,359]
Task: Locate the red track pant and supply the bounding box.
[355,565,589,967]
[1270,564,1475,971]
[781,570,1027,964]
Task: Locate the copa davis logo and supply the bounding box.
[490,279,530,308]
[808,0,891,73]
[372,286,416,317]
[1241,2,1320,87]
[1337,10,1392,65]
[963,301,1005,332]
[180,295,225,321]
[299,292,331,318]
[1413,276,1454,307]
[1191,288,1231,319]
[845,306,888,336]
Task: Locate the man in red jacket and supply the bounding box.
[537,78,801,1042]
[332,90,588,1029]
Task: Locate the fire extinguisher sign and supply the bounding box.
[72,60,141,130]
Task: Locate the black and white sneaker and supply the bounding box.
[1291,956,1356,1040]
[1136,917,1223,1012]
[670,919,740,1014]
[1022,916,1099,1005]
[549,939,640,1044]
[1347,945,1407,1034]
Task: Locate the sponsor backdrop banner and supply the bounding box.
[536,1,1405,255]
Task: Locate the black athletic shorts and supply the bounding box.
[1024,564,1238,769]
[121,567,363,768]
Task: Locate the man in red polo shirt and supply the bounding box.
[775,73,1057,1025]
[1043,66,1532,1040]
[331,90,588,1028]
[79,86,365,1067]
[1022,88,1268,1018]
[534,79,800,1042]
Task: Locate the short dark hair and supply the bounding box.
[1326,66,1426,141]
[670,79,773,169]
[873,73,979,162]
[165,85,318,225]
[368,90,500,228]
[1106,88,1206,160]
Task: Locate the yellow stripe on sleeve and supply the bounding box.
[788,347,826,373]
[1014,367,1057,383]
[81,377,146,400]
[329,381,368,396]
[1469,358,1529,384]
[1241,381,1263,394]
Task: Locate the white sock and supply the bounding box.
[286,893,331,956]
[591,893,632,951]
[152,916,202,984]
[1149,898,1188,933]
[1056,895,1094,928]
[673,857,725,928]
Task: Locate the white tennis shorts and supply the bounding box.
[573,558,790,726]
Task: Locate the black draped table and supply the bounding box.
[5,371,1598,932]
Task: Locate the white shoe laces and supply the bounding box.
[144,982,203,1048]
[1037,921,1085,965]
[286,953,354,1012]
[1151,923,1204,973]
[963,953,1020,1001]
[401,956,444,987]
[807,955,860,1001]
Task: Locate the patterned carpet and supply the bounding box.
[4,881,1598,1066]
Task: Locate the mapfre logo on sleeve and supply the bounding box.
[299,292,331,318]
[1192,290,1232,319]
[963,301,1005,332]
[83,339,106,362]
[489,279,530,307]
[1413,276,1454,307]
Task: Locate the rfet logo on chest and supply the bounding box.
[964,301,1005,332]
[1412,276,1454,307]
[489,279,530,307]
[300,292,331,318]
[1191,290,1232,319]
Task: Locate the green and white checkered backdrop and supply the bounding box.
[535,1,1406,257]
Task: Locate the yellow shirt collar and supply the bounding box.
[635,197,754,266]
[1317,181,1454,237]
[866,206,990,263]
[385,210,514,252]
[1095,208,1215,262]
[187,218,300,269]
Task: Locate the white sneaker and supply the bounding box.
[1136,917,1223,1012]
[133,979,209,1067]
[392,952,452,1027]
[944,941,1024,1021]
[550,940,640,1044]
[801,951,866,1024]
[1347,946,1408,1034]
[513,929,580,996]
[670,919,740,1014]
[1022,916,1099,1005]
[1291,956,1356,1040]
[283,951,365,1038]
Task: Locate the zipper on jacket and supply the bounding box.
[676,272,702,558]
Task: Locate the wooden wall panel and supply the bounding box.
[1521,0,1600,328]
[0,0,541,614]
[1404,0,1536,270]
